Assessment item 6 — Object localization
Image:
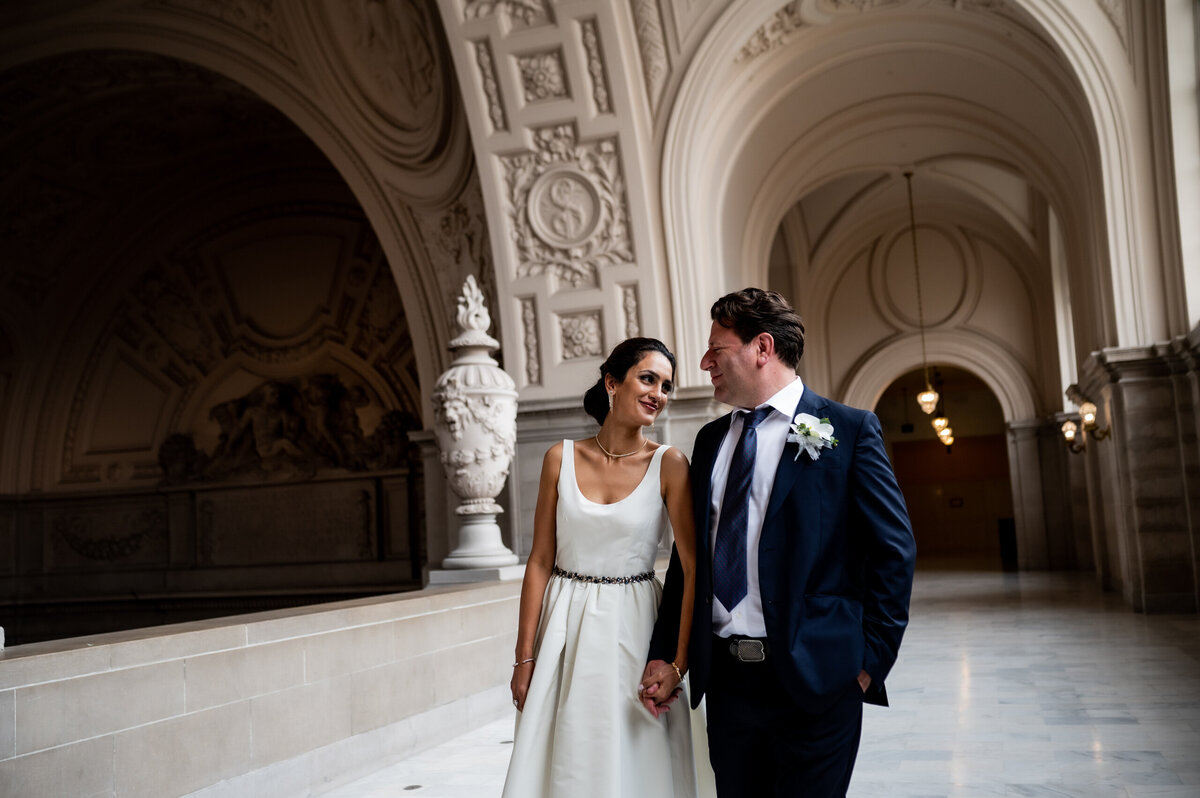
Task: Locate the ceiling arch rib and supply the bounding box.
[663,0,1114,389]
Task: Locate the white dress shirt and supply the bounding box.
[710,376,805,637]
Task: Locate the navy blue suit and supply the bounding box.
[650,390,916,794]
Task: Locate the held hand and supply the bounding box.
[511,660,535,712]
[638,660,683,718]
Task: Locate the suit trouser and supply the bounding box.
[705,636,863,798]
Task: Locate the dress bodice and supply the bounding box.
[554,439,670,577]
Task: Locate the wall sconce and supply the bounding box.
[1060,419,1084,454]
[1061,386,1110,453]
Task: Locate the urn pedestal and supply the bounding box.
[430,277,520,575]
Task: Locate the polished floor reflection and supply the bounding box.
[323,569,1200,798]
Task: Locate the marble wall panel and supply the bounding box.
[0,736,113,798]
[185,638,306,712]
[14,661,185,754]
[304,621,402,683]
[349,654,438,734]
[0,689,12,759]
[249,677,353,767]
[113,702,251,798]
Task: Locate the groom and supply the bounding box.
[645,288,916,797]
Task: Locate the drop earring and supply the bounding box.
[607,391,614,411]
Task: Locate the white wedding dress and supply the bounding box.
[502,440,709,798]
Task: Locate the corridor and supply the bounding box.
[322,568,1200,798]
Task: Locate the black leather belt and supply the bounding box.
[717,635,771,663]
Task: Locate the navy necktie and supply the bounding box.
[713,406,773,612]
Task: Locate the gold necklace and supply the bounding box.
[594,434,648,459]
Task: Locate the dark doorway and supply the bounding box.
[875,366,1014,570]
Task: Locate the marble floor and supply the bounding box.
[321,568,1200,798]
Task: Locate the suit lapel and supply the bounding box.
[763,390,829,526]
[695,414,733,531]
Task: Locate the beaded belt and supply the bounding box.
[552,565,655,585]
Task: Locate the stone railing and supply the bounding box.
[0,468,424,644]
[0,579,519,797]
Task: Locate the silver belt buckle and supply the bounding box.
[731,639,766,662]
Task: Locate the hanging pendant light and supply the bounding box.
[905,172,939,415]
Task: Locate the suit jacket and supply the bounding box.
[649,389,916,711]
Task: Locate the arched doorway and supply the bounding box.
[0,49,430,643]
[875,366,1014,570]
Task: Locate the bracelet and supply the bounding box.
[513,657,535,668]
[669,661,683,683]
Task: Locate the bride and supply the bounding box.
[501,337,704,797]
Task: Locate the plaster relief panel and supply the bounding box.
[558,310,603,360]
[158,0,293,58]
[46,501,169,568]
[198,481,375,565]
[738,0,1046,64]
[630,0,669,113]
[502,124,634,288]
[410,170,502,352]
[462,0,552,28]
[620,283,641,338]
[56,208,422,490]
[314,0,450,163]
[519,296,542,385]
[473,39,509,133]
[580,18,612,114]
[517,48,569,103]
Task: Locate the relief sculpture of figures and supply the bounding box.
[358,0,436,110]
[157,375,418,484]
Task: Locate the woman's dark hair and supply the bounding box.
[583,337,676,425]
[710,287,805,369]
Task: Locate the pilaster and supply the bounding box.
[433,0,671,405]
[1079,330,1200,612]
[1006,419,1049,569]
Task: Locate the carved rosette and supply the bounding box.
[502,124,633,287]
[517,49,568,103]
[431,276,518,568]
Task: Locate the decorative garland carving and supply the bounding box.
[739,0,1038,63]
[630,0,669,114]
[462,0,552,27]
[580,18,612,114]
[520,296,541,385]
[558,311,603,360]
[160,0,292,57]
[518,49,569,103]
[621,284,641,338]
[473,39,508,133]
[738,1,805,62]
[54,508,166,561]
[501,124,634,287]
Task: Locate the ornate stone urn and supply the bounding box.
[431,276,519,569]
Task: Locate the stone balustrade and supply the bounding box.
[0,579,520,798]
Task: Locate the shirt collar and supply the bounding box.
[741,376,805,421]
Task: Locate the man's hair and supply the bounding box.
[710,288,805,369]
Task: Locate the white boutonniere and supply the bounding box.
[787,413,838,460]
